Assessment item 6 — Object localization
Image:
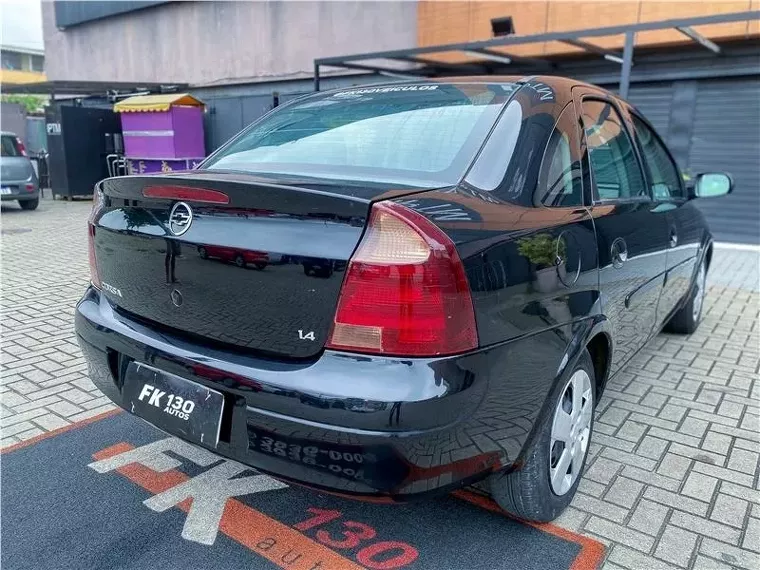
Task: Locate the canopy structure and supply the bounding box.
[314,11,760,97]
[113,93,204,113]
[0,80,188,97]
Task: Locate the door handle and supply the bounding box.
[611,237,628,268]
[669,228,678,248]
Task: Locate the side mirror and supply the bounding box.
[693,172,733,199]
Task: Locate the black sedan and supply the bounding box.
[75,76,731,522]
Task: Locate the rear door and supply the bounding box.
[630,112,701,323]
[575,92,670,375]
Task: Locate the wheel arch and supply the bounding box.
[586,330,612,399]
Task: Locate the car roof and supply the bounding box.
[326,75,596,94]
[315,75,621,110]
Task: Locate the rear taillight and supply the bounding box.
[326,202,478,357]
[14,138,26,157]
[88,189,103,288]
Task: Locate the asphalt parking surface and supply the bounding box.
[2,410,602,570]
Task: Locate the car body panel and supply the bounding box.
[75,76,714,500]
[76,285,602,496]
[0,132,39,202]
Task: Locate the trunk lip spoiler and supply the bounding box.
[142,185,230,204]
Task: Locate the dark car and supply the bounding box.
[75,77,732,522]
[0,131,40,210]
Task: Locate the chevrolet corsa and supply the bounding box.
[76,77,732,522]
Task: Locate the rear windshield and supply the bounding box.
[0,135,21,157]
[204,83,516,187]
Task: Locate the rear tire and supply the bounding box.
[19,199,38,211]
[666,260,706,334]
[489,349,595,522]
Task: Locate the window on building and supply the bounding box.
[30,55,44,72]
[580,99,648,201]
[632,116,684,199]
[1,51,22,70]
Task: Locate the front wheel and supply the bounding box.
[490,349,595,522]
[234,254,246,268]
[665,260,706,334]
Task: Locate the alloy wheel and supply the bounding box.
[549,369,593,496]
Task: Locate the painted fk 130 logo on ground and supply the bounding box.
[88,438,419,570]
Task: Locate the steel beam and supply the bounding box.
[390,55,488,74]
[466,48,552,68]
[314,11,758,65]
[676,26,722,54]
[328,62,432,78]
[558,39,625,64]
[619,31,635,98]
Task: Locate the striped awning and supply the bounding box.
[114,93,204,113]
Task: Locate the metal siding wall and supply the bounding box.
[627,83,674,140]
[690,78,760,244]
[54,1,170,29]
[0,103,27,143]
[627,77,760,244]
[204,95,274,153]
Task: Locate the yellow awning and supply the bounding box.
[0,69,46,85]
[114,93,204,113]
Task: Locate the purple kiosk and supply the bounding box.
[114,93,206,174]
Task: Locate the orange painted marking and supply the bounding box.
[8,407,604,570]
[93,443,364,570]
[453,490,606,570]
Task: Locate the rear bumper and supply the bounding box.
[1,178,39,200]
[75,287,560,498]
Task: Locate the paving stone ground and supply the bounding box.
[2,196,759,570]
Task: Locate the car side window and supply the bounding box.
[536,103,584,207]
[580,99,648,201]
[632,116,684,200]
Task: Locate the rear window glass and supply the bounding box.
[205,84,516,187]
[0,135,21,157]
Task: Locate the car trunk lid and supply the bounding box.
[93,172,398,359]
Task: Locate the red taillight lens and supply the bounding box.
[88,189,103,289]
[15,138,26,157]
[326,202,478,357]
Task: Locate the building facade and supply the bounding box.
[0,44,45,84]
[39,1,760,243]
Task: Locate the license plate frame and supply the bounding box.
[122,362,224,448]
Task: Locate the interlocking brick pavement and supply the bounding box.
[2,196,759,569]
[1,198,117,446]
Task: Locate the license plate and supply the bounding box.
[122,362,224,447]
[1,187,12,195]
